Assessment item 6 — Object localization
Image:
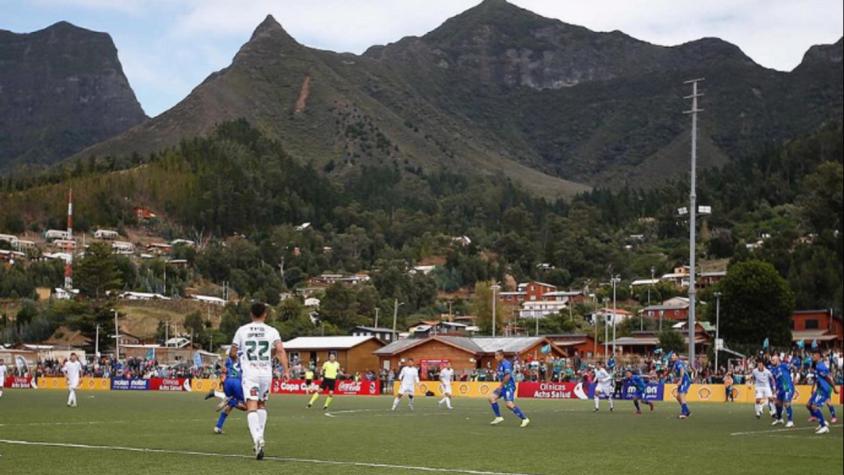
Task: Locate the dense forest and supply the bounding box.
[1,120,841,346]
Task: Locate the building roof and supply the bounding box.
[791,330,839,342]
[283,336,382,350]
[352,326,397,333]
[471,337,546,353]
[374,336,554,357]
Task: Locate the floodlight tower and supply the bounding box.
[64,189,74,290]
[683,78,704,365]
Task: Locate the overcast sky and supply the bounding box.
[5,0,842,117]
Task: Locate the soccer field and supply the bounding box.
[0,391,841,475]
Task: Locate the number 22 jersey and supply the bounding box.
[232,322,281,381]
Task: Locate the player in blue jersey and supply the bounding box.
[770,355,795,428]
[210,355,246,434]
[671,353,692,419]
[807,349,839,434]
[624,370,654,414]
[488,350,530,428]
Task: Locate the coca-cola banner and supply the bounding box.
[516,381,590,399]
[148,378,192,392]
[4,376,34,389]
[271,379,380,396]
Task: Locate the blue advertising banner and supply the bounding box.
[111,378,150,391]
[587,382,664,400]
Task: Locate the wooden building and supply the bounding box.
[284,336,385,374]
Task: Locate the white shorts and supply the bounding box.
[755,387,773,399]
[399,384,416,396]
[440,383,452,395]
[596,383,613,396]
[242,376,271,402]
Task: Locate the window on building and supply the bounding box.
[805,319,819,330]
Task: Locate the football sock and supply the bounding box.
[257,408,267,435]
[775,405,783,419]
[608,396,614,409]
[768,402,775,414]
[247,411,260,443]
[634,400,641,412]
[491,402,501,417]
[445,397,452,409]
[681,403,689,415]
[324,396,333,409]
[754,403,761,414]
[309,392,320,406]
[828,405,837,418]
[511,406,527,420]
[786,406,793,421]
[392,397,400,410]
[814,408,826,426]
[216,412,228,429]
[594,396,600,409]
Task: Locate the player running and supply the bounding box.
[593,361,615,412]
[624,369,654,414]
[671,353,692,419]
[750,360,776,419]
[208,355,246,434]
[304,366,317,396]
[230,302,290,459]
[62,353,83,407]
[770,355,795,428]
[489,350,530,428]
[807,349,839,435]
[308,352,341,410]
[437,361,454,410]
[0,358,6,398]
[391,359,419,411]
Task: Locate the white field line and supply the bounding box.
[730,424,841,436]
[0,439,536,475]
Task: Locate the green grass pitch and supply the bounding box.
[0,391,841,474]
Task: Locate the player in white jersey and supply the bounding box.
[593,362,615,412]
[62,353,83,407]
[0,358,7,398]
[437,361,454,410]
[230,302,290,460]
[750,360,775,418]
[391,359,420,411]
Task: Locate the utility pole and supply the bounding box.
[95,324,100,357]
[714,291,722,373]
[603,297,609,357]
[113,309,120,361]
[374,307,380,328]
[491,283,500,337]
[392,299,403,336]
[591,294,598,356]
[684,78,704,366]
[611,275,620,358]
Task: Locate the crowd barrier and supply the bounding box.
[14,377,843,404]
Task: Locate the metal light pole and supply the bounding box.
[95,324,100,357]
[684,78,704,365]
[714,291,721,373]
[113,309,120,361]
[591,294,598,356]
[603,297,609,356]
[611,275,620,358]
[374,307,380,328]
[491,283,500,337]
[392,299,403,336]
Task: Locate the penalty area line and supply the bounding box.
[0,439,537,475]
[730,424,841,436]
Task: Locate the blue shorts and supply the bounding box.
[677,380,691,395]
[811,390,830,407]
[777,389,793,403]
[224,379,244,407]
[494,386,516,402]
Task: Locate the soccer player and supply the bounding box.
[304,366,316,396]
[750,360,775,419]
[230,302,290,459]
[62,353,83,407]
[0,358,6,398]
[593,361,614,412]
[437,361,454,410]
[211,355,246,434]
[807,349,839,435]
[770,355,795,428]
[489,350,530,428]
[624,369,654,414]
[671,353,692,419]
[391,359,419,411]
[308,352,341,410]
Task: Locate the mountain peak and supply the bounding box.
[797,37,843,71]
[250,14,296,42]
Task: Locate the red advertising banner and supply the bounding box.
[271,379,380,396]
[148,378,191,391]
[516,381,589,400]
[4,376,34,389]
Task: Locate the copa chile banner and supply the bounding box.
[273,379,380,396]
[3,376,34,389]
